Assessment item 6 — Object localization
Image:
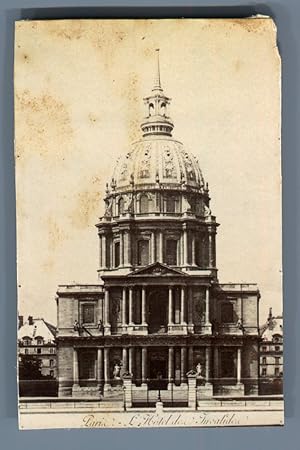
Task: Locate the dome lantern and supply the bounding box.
[141,49,174,137]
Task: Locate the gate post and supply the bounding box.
[187,370,197,410]
[123,373,133,409]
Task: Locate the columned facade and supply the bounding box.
[57,50,260,401]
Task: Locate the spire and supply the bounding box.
[141,49,174,137]
[153,48,162,92]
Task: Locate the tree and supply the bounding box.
[18,354,43,380]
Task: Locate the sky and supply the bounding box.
[14,18,282,325]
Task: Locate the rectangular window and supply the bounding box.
[49,359,54,367]
[114,241,120,267]
[275,346,280,352]
[262,368,267,377]
[82,303,95,324]
[262,357,267,365]
[138,240,149,266]
[37,348,41,354]
[275,357,280,365]
[221,303,234,323]
[274,367,280,376]
[50,370,54,377]
[165,239,177,265]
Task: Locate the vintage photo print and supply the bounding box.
[15,18,283,429]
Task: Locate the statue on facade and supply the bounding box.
[204,203,212,217]
[196,362,203,377]
[113,362,121,379]
[104,197,113,217]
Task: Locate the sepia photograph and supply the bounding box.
[14,18,283,429]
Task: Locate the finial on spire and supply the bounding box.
[153,48,162,91]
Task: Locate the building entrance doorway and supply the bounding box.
[148,288,168,334]
[148,347,168,390]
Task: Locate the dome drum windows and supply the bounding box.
[118,197,125,215]
[164,194,179,214]
[138,193,153,214]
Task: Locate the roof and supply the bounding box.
[18,318,56,343]
[260,315,283,340]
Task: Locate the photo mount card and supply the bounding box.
[15,18,283,430]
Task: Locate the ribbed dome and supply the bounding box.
[112,137,205,192]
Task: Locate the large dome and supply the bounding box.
[112,137,205,192]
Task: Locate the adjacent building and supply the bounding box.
[18,315,57,378]
[56,51,261,402]
[259,308,283,394]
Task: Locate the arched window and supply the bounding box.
[149,103,154,116]
[166,196,177,213]
[36,336,44,346]
[140,194,149,214]
[22,337,31,346]
[160,102,166,116]
[220,303,234,323]
[118,197,125,215]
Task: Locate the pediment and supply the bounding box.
[128,262,188,277]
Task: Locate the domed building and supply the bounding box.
[56,51,261,404]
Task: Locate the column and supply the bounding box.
[122,347,128,371]
[123,232,128,265]
[183,229,188,266]
[119,231,124,266]
[158,231,163,262]
[208,232,215,268]
[104,347,110,388]
[104,288,111,334]
[188,287,194,332]
[205,347,211,382]
[73,348,79,386]
[97,348,103,387]
[213,347,219,383]
[191,234,196,265]
[188,346,194,371]
[141,287,147,325]
[168,287,173,325]
[102,235,107,269]
[151,232,156,264]
[142,347,147,384]
[99,235,102,268]
[122,287,127,327]
[237,348,242,384]
[180,347,187,383]
[205,286,210,324]
[181,286,186,324]
[129,287,133,325]
[124,231,131,266]
[129,347,134,375]
[168,347,174,385]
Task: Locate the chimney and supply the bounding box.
[18,315,23,329]
[28,315,34,325]
[268,307,273,321]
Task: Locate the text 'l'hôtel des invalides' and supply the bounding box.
[55,51,261,404]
